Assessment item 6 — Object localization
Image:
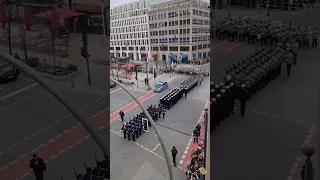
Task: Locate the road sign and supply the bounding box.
[142,118,149,132]
[199,167,206,175]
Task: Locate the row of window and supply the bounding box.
[111,16,148,27]
[149,9,209,21]
[111,39,149,46]
[110,44,210,53]
[150,27,209,36]
[110,32,149,40]
[150,0,209,11]
[111,10,147,21]
[150,36,209,43]
[111,25,148,34]
[149,19,209,28]
[111,0,147,15]
[110,46,147,51]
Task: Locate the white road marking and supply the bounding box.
[225,42,242,52]
[0,91,43,112]
[110,130,184,171]
[0,87,6,91]
[0,93,108,155]
[152,143,160,152]
[0,83,38,101]
[110,88,122,94]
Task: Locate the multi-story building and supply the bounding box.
[110,0,151,61]
[148,0,210,64]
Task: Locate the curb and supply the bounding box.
[21,70,83,82]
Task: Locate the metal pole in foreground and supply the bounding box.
[0,53,109,155]
[203,107,208,179]
[111,79,174,180]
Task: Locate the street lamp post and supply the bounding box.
[110,79,174,180]
[0,53,109,158]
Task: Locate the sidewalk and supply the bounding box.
[0,45,109,94]
[111,71,182,92]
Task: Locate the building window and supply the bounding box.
[116,47,120,50]
[169,46,178,51]
[180,46,189,51]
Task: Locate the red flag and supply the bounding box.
[24,5,34,31]
[0,0,6,24]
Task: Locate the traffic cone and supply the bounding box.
[71,80,75,88]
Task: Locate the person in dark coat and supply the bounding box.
[171,146,178,167]
[29,154,46,180]
[239,84,249,116]
[119,110,125,123]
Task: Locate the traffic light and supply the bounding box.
[81,47,85,57]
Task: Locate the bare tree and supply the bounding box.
[3,0,14,55]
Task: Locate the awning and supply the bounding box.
[33,8,85,19]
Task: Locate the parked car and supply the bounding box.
[154,81,168,92]
[0,59,18,83]
[110,80,116,88]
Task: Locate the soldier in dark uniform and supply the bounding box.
[239,84,248,116]
[122,125,127,139]
[216,94,224,121]
[229,83,236,114]
[221,89,230,118]
[211,98,220,131]
[184,88,188,98]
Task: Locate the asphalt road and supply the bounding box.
[210,6,320,180]
[109,73,209,180]
[0,76,109,179]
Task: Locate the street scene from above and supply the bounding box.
[210,3,320,180]
[0,1,110,180]
[110,0,211,179]
[109,67,210,180]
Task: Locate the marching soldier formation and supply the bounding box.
[121,76,203,141]
[121,104,165,141]
[210,16,315,132]
[214,16,319,50]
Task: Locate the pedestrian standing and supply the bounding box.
[119,110,125,124]
[171,146,178,167]
[239,84,248,116]
[312,28,319,48]
[193,128,199,143]
[285,52,294,77]
[184,88,188,98]
[29,154,46,180]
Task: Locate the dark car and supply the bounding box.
[0,59,18,83]
[110,80,116,88]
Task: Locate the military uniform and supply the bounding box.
[312,28,319,48]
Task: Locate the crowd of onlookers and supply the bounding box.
[185,144,205,180]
